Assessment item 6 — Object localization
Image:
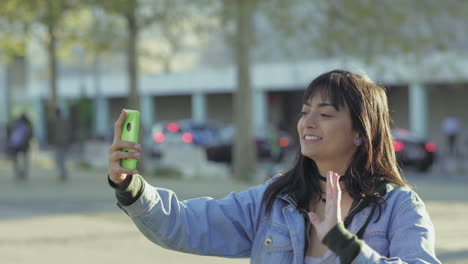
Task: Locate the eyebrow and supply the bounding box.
[304,102,334,108]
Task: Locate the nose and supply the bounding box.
[301,112,318,128]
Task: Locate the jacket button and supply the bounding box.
[264,237,272,247]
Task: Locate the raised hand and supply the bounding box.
[308,171,342,241]
[107,109,142,184]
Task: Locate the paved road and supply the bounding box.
[0,161,467,264]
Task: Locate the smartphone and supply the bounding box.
[120,110,140,170]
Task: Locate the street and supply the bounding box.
[0,161,467,264]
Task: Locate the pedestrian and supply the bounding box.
[7,113,33,181]
[442,115,460,157]
[52,108,71,182]
[107,70,441,263]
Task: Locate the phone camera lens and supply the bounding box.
[127,122,131,131]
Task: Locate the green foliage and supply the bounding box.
[217,0,468,62]
[0,1,29,61]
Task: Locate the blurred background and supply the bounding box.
[0,0,467,263]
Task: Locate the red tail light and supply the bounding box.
[181,132,193,143]
[167,122,180,133]
[279,137,290,148]
[425,142,436,153]
[153,132,165,143]
[394,141,405,152]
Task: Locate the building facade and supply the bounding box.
[10,52,466,156]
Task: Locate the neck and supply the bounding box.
[315,161,348,178]
[315,160,349,191]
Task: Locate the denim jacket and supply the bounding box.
[115,176,440,264]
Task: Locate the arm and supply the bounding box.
[107,110,263,257]
[116,176,266,257]
[322,191,441,264]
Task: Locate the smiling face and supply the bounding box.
[297,92,359,169]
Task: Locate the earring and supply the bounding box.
[354,138,363,146]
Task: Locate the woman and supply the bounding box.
[107,70,440,263]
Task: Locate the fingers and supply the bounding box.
[108,150,140,184]
[334,173,342,221]
[334,173,341,199]
[110,164,138,176]
[113,109,127,143]
[326,171,342,202]
[109,150,141,162]
[326,171,334,202]
[108,141,142,154]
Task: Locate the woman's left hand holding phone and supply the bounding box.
[107,109,142,184]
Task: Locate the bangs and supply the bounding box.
[303,71,349,110]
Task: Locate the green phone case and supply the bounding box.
[120,110,140,170]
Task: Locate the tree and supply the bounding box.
[28,0,81,120]
[90,0,208,172]
[1,0,88,147]
[254,0,468,64]
[214,0,468,181]
[233,0,257,181]
[92,0,203,109]
[0,1,31,123]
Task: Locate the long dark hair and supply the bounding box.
[262,69,407,213]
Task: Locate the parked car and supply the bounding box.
[205,125,292,164]
[392,128,436,172]
[150,120,220,159]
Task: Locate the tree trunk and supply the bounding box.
[125,4,146,173]
[233,0,256,181]
[126,7,140,111]
[46,22,58,145]
[4,63,12,124]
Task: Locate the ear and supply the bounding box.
[353,132,362,146]
[354,137,363,146]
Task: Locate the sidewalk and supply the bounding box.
[0,159,253,264]
[0,157,253,218]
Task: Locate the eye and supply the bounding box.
[320,113,332,118]
[300,111,308,117]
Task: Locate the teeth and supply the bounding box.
[305,136,320,140]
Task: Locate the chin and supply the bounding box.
[301,150,318,160]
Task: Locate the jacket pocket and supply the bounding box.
[262,220,293,252]
[251,218,295,264]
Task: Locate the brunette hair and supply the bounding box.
[262,69,407,213]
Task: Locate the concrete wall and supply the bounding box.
[427,83,468,154]
[108,98,127,123]
[206,93,233,124]
[154,95,191,122]
[384,83,468,155]
[387,85,410,130]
